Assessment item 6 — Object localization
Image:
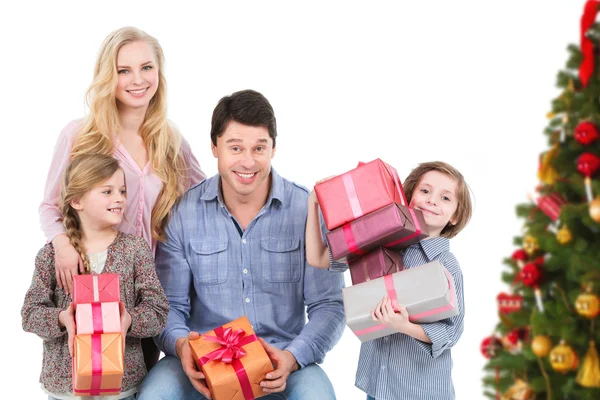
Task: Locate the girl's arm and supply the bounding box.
[306,189,330,268]
[21,246,70,340]
[126,237,170,338]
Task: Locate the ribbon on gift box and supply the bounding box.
[342,161,407,220]
[355,268,457,337]
[198,327,258,400]
[341,206,423,256]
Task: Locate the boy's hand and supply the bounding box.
[58,303,77,356]
[309,176,336,206]
[372,296,411,334]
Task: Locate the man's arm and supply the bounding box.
[284,257,345,367]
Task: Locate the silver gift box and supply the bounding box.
[342,259,458,342]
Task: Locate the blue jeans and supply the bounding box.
[137,356,336,400]
[367,396,376,400]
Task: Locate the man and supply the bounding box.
[138,89,345,399]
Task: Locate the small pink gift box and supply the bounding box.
[76,302,121,335]
[315,159,408,230]
[73,273,121,305]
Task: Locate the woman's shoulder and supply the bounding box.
[57,118,85,143]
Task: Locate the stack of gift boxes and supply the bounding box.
[315,158,459,342]
[72,273,124,396]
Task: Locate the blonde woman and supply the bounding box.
[39,27,205,369]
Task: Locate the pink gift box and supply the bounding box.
[315,159,408,230]
[349,247,404,285]
[326,203,428,263]
[73,274,121,305]
[76,302,121,335]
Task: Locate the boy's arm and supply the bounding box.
[306,189,330,268]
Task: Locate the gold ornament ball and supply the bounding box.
[575,292,600,319]
[549,340,579,373]
[590,197,600,223]
[531,335,552,357]
[522,235,539,256]
[556,225,572,244]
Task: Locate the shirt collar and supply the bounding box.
[200,167,285,207]
[417,236,450,262]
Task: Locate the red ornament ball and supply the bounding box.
[520,262,542,286]
[511,249,527,262]
[577,152,600,177]
[480,336,501,359]
[575,122,599,146]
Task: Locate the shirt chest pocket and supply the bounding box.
[260,237,302,283]
[189,239,229,286]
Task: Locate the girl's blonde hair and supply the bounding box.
[71,26,187,242]
[60,154,123,273]
[403,161,473,239]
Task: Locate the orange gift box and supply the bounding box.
[73,333,124,396]
[189,316,274,400]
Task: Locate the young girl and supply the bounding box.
[306,161,472,400]
[23,154,170,400]
[39,26,205,368]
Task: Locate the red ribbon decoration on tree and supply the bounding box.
[580,0,600,87]
[199,327,258,400]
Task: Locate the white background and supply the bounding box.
[0,1,586,398]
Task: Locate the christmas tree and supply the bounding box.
[481,2,600,399]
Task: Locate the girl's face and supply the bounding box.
[72,170,127,230]
[115,40,159,112]
[409,170,458,238]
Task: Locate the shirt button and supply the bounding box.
[243,269,248,274]
[245,298,250,303]
[242,239,247,244]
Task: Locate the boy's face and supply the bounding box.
[409,170,458,238]
[211,120,276,202]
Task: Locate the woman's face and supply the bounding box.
[114,40,159,112]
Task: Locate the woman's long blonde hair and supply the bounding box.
[60,154,123,274]
[71,26,187,241]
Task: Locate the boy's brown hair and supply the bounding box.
[403,161,472,239]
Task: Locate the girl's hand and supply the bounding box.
[372,296,411,333]
[53,236,84,294]
[58,303,77,356]
[119,302,132,350]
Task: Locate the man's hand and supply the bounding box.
[176,332,212,399]
[58,303,77,356]
[53,234,84,294]
[258,337,299,394]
